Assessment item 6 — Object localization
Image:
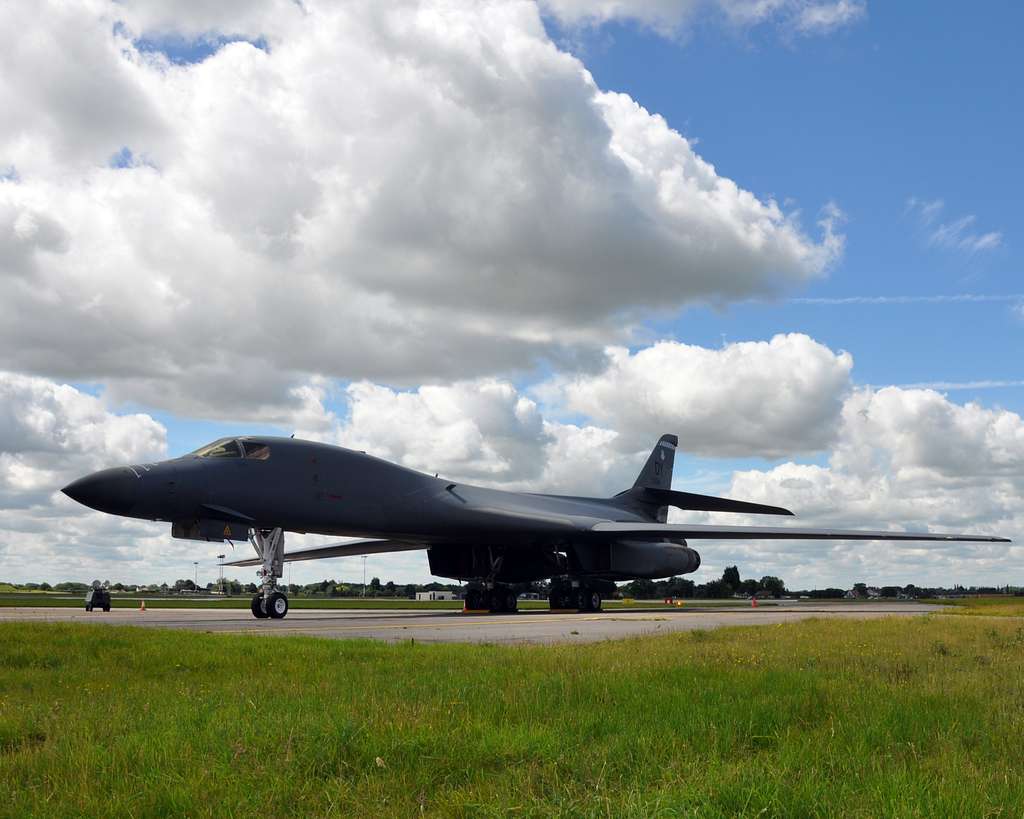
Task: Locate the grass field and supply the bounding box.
[929,595,1024,617]
[1,614,1022,817]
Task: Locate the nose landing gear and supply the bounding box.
[248,527,288,619]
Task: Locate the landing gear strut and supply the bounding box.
[548,579,602,612]
[465,584,519,613]
[248,527,288,619]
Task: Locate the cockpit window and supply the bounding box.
[242,441,271,460]
[193,439,242,458]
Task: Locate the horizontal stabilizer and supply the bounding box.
[222,538,426,567]
[591,521,1010,543]
[641,488,793,517]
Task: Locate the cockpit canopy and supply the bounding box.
[191,438,271,460]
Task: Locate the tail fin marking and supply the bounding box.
[632,433,677,491]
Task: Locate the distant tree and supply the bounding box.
[403,584,417,599]
[880,586,900,598]
[759,576,786,598]
[722,566,741,590]
[384,581,396,597]
[740,579,761,597]
[852,582,868,598]
[664,577,696,599]
[626,578,657,599]
[701,579,732,599]
[39,582,52,591]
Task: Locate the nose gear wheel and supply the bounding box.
[248,527,288,619]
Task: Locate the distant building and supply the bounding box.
[416,591,457,601]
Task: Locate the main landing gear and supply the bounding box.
[248,527,289,619]
[464,584,519,613]
[548,579,603,612]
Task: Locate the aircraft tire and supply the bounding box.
[588,591,602,612]
[251,595,269,619]
[103,605,111,612]
[466,589,483,610]
[85,604,92,612]
[268,592,289,619]
[505,591,518,613]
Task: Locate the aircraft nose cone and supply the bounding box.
[62,467,139,516]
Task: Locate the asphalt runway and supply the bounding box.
[0,601,941,644]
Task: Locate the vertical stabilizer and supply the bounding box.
[632,434,677,491]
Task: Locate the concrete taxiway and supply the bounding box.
[0,601,941,644]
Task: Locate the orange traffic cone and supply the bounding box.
[751,596,758,608]
[139,599,146,612]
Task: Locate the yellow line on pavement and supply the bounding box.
[214,613,612,635]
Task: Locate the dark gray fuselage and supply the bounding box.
[63,437,677,584]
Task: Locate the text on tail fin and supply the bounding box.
[633,433,677,490]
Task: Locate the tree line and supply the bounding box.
[4,575,1021,599]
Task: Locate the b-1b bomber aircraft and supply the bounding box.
[63,434,1009,618]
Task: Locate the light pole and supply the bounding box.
[193,561,198,591]
[362,555,367,597]
[217,554,225,594]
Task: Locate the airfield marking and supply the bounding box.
[0,603,944,643]
[213,612,618,635]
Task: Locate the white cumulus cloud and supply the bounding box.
[0,372,170,583]
[545,333,853,457]
[0,0,839,419]
[698,386,1024,587]
[1,345,1021,588]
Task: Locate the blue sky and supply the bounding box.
[542,4,1022,412]
[140,2,1023,457]
[146,4,1022,504]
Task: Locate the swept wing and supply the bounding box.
[223,538,427,567]
[591,522,1009,542]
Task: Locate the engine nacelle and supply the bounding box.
[607,539,701,579]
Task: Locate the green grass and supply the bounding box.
[929,595,1024,617]
[1,616,1022,816]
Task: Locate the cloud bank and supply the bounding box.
[0,0,839,420]
[1,334,1021,587]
